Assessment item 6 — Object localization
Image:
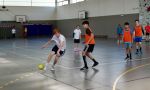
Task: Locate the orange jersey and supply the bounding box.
[123,29,132,42]
[85,34,95,44]
[145,25,150,33]
[135,25,142,37]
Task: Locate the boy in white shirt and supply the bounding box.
[73,25,81,51]
[42,28,66,71]
[12,26,16,38]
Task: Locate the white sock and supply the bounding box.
[45,63,49,67]
[136,46,139,49]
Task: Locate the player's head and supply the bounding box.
[82,21,89,29]
[147,22,149,25]
[76,25,80,29]
[124,22,130,29]
[53,28,61,38]
[135,20,140,26]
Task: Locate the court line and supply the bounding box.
[112,63,150,90]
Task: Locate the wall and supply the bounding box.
[56,0,139,20]
[56,0,139,38]
[57,14,139,38]
[139,0,150,27]
[0,6,56,21]
[0,6,57,38]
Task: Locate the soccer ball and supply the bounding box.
[38,64,45,70]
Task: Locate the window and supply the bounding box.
[57,0,68,6]
[70,0,84,4]
[0,0,56,7]
[32,0,55,7]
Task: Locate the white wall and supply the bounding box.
[56,0,139,20]
[0,6,56,21]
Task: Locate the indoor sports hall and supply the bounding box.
[0,0,150,90]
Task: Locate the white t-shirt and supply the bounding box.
[12,29,16,34]
[74,29,81,39]
[51,34,66,51]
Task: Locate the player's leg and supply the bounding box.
[125,43,129,60]
[51,50,65,71]
[86,52,99,67]
[44,51,55,70]
[80,46,89,70]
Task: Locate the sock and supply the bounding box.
[136,46,139,50]
[83,56,88,68]
[139,47,142,52]
[92,58,97,63]
[126,54,129,58]
[129,52,132,58]
[45,63,49,69]
[136,49,139,53]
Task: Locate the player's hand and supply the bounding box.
[57,51,60,56]
[82,51,86,56]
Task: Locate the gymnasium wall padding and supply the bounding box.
[25,24,53,37]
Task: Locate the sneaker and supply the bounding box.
[125,57,129,60]
[135,51,139,55]
[80,67,88,70]
[129,57,132,60]
[51,66,55,71]
[92,62,99,67]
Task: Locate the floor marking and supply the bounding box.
[112,63,150,90]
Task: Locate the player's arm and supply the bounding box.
[142,27,145,35]
[42,39,52,49]
[80,30,82,39]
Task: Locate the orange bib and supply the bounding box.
[123,29,132,42]
[135,26,142,37]
[85,34,95,44]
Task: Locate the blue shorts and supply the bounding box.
[134,37,142,42]
[124,42,132,48]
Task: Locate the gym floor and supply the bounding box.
[0,38,150,90]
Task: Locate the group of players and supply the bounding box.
[41,20,149,71]
[42,21,98,71]
[117,20,150,61]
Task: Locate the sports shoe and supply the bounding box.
[80,67,88,70]
[125,57,129,60]
[92,62,99,67]
[51,66,55,71]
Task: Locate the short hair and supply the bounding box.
[135,20,139,22]
[82,21,89,25]
[124,22,129,25]
[53,28,60,34]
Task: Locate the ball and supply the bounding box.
[38,64,45,70]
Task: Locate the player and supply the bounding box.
[42,28,66,71]
[80,21,99,70]
[122,22,133,60]
[116,24,123,46]
[145,23,150,41]
[133,20,144,54]
[73,25,81,51]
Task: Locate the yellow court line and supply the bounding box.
[112,63,150,90]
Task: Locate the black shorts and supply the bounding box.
[83,44,95,53]
[52,45,65,56]
[74,39,80,43]
[146,33,150,36]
